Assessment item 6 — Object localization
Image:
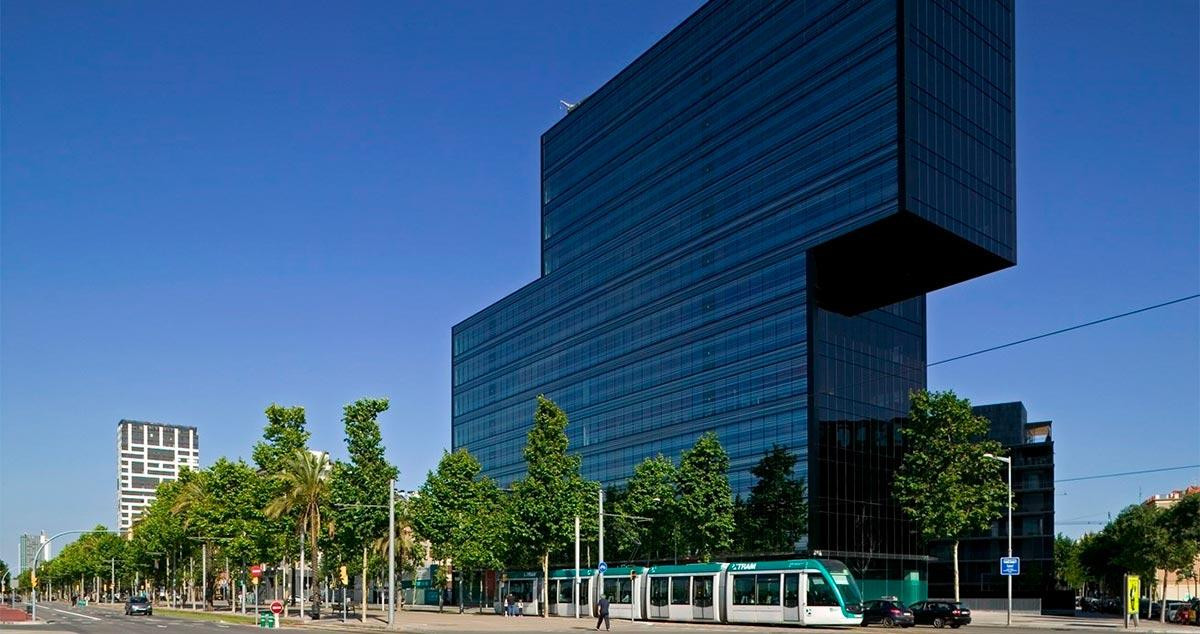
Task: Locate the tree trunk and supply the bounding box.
[541,553,550,618]
[952,540,961,603]
[361,547,368,623]
[479,573,484,614]
[1161,574,1168,623]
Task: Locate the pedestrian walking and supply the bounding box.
[595,594,610,631]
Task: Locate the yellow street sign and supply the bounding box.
[1127,575,1140,615]
[252,576,260,586]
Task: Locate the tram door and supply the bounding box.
[692,576,714,620]
[649,578,669,619]
[783,573,801,622]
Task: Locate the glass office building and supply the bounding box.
[453,0,1015,572]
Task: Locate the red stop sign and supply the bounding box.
[250,565,262,578]
[270,600,283,615]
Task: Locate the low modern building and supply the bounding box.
[116,420,200,533]
[452,0,1016,595]
[18,532,50,574]
[1144,485,1200,600]
[928,402,1055,600]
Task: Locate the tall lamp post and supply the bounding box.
[984,453,1013,627]
[333,478,397,629]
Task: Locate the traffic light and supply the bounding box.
[339,565,349,586]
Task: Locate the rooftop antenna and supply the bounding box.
[560,99,578,112]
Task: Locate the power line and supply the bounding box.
[1055,464,1200,483]
[929,293,1200,367]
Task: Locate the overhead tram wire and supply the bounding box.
[928,293,1200,367]
[1055,464,1200,484]
[816,293,1200,397]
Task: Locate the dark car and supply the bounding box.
[125,596,152,616]
[863,598,915,627]
[910,601,971,628]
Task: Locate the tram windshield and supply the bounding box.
[819,560,864,609]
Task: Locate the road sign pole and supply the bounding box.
[598,489,604,577]
[1006,456,1012,627]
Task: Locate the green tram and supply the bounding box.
[519,558,864,626]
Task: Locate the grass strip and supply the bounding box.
[156,607,262,625]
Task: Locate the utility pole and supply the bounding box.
[574,516,580,620]
[299,531,306,621]
[388,480,396,630]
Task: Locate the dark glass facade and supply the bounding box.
[452,0,1015,566]
[928,403,1055,599]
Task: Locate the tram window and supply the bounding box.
[578,579,590,605]
[734,575,756,604]
[650,578,669,607]
[671,577,689,605]
[806,574,838,606]
[756,574,780,606]
[557,580,572,603]
[509,580,534,603]
[603,578,632,604]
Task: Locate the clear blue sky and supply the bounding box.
[2,0,1196,562]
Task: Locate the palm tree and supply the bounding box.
[265,449,331,612]
[170,477,211,527]
[371,500,420,611]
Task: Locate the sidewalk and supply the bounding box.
[969,609,1196,633]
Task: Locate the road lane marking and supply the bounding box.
[27,602,103,621]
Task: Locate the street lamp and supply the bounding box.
[333,478,397,629]
[984,453,1012,627]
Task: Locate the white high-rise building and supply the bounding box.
[19,532,50,574]
[117,420,199,534]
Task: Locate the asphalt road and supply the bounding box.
[5,602,1177,634]
[8,601,247,632]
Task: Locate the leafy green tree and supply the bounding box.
[893,389,1007,602]
[675,432,735,561]
[251,404,310,597]
[17,569,32,593]
[328,398,397,619]
[1078,528,1123,593]
[741,445,807,554]
[165,460,273,608]
[510,396,595,615]
[253,404,311,474]
[613,455,678,562]
[1053,533,1086,590]
[411,448,509,612]
[265,449,332,608]
[1153,499,1198,621]
[1163,493,1200,599]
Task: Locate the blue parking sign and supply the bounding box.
[1000,557,1020,576]
[598,561,608,574]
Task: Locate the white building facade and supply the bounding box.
[18,532,50,574]
[117,420,199,534]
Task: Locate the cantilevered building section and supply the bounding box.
[117,420,200,533]
[453,0,1014,588]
